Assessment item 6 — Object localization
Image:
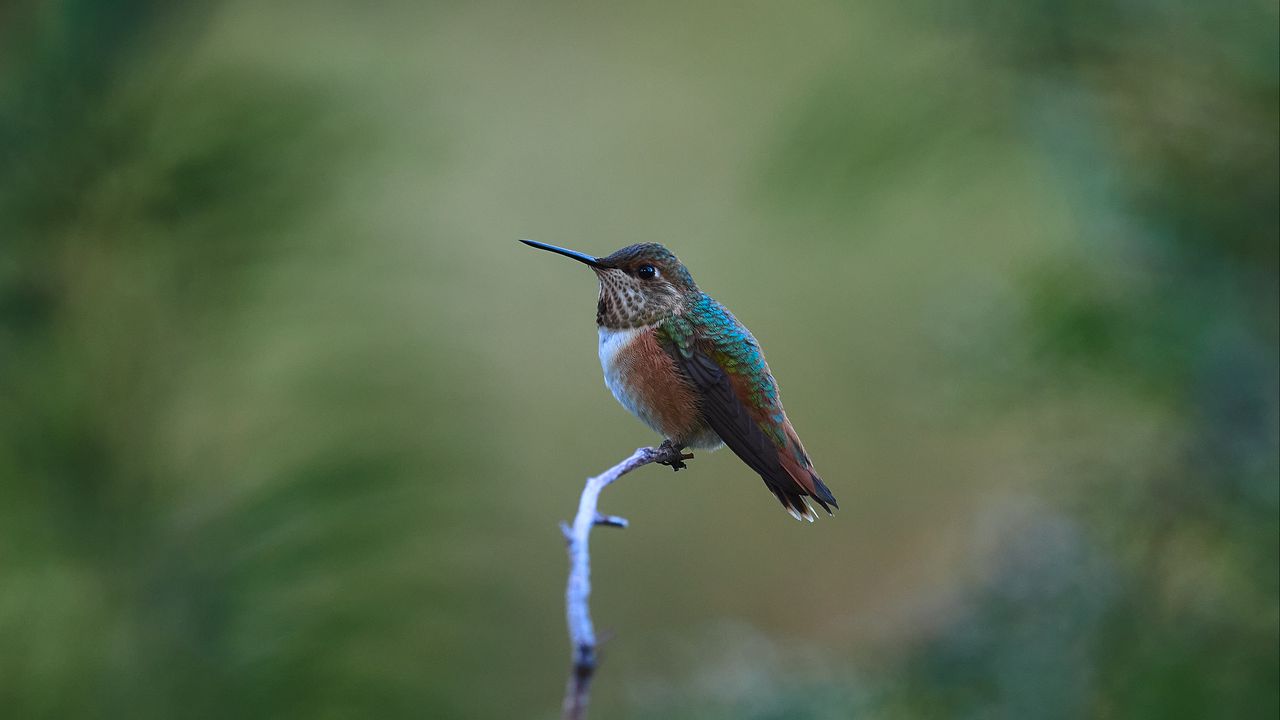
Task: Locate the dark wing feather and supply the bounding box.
[676,346,818,519]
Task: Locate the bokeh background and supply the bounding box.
[1,1,1277,718]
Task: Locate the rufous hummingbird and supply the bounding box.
[521,239,838,521]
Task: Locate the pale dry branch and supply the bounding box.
[560,443,692,720]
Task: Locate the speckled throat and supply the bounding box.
[594,267,683,329]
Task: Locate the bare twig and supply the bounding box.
[560,444,693,720]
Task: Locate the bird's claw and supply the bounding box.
[661,457,688,472]
[656,440,694,472]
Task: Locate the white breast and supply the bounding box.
[596,324,722,449]
[597,325,650,422]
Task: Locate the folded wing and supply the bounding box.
[673,344,836,520]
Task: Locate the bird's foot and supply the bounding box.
[656,440,695,472]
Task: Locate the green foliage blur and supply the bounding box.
[1,1,1276,718]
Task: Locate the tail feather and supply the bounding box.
[769,485,818,522]
[775,446,837,518]
[770,421,837,519]
[810,474,839,510]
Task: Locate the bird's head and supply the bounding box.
[521,240,699,328]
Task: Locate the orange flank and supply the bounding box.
[612,328,702,442]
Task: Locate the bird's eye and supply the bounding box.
[636,264,659,280]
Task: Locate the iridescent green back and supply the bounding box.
[658,293,787,442]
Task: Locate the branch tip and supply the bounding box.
[593,513,628,528]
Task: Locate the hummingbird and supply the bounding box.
[520,239,838,521]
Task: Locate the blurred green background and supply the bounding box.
[1,1,1276,718]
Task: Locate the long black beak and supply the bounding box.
[519,239,606,268]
